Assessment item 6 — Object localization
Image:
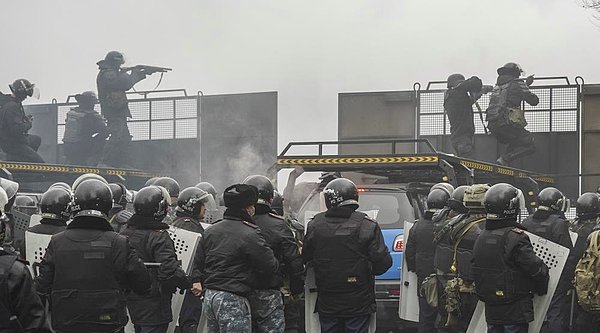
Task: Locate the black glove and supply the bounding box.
[525,75,535,86]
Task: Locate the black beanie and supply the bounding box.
[223,184,258,209]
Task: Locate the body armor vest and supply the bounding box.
[523,214,563,244]
[486,83,510,123]
[472,228,533,304]
[50,230,127,331]
[310,212,373,294]
[62,109,87,143]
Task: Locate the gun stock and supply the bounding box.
[122,65,172,73]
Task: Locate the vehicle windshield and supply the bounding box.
[298,189,415,229]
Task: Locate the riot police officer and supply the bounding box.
[472,183,549,333]
[196,182,218,203]
[96,51,150,168]
[568,193,600,332]
[406,187,451,333]
[486,63,539,165]
[0,191,50,333]
[21,187,71,256]
[171,187,211,333]
[35,179,152,332]
[0,79,44,163]
[121,185,192,333]
[153,177,180,224]
[444,74,489,158]
[303,178,392,332]
[243,175,305,333]
[0,178,19,250]
[522,187,572,333]
[108,183,132,232]
[196,184,279,333]
[62,91,108,166]
[434,184,489,332]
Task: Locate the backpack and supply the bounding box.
[574,230,600,312]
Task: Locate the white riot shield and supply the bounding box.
[11,210,32,246]
[166,226,202,333]
[24,231,52,277]
[399,221,419,322]
[467,231,570,333]
[29,214,42,228]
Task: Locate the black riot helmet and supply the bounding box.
[195,182,218,202]
[576,192,600,219]
[50,182,72,193]
[243,175,275,205]
[153,177,180,204]
[537,187,569,213]
[484,183,523,220]
[14,195,35,207]
[108,183,128,206]
[9,79,35,101]
[272,190,284,215]
[323,178,359,210]
[145,177,159,187]
[427,188,451,210]
[447,73,466,88]
[448,185,469,213]
[72,173,108,192]
[74,91,98,109]
[104,51,125,66]
[72,179,113,219]
[497,62,524,77]
[40,188,72,221]
[133,186,170,219]
[177,187,211,217]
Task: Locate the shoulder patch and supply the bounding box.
[241,220,258,229]
[511,227,524,234]
[268,212,285,221]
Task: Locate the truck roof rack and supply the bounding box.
[273,139,554,212]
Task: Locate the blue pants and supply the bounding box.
[543,291,569,333]
[319,315,370,333]
[417,296,436,333]
[134,323,169,333]
[487,323,528,333]
[179,291,203,333]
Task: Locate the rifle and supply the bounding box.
[122,65,172,75]
[469,91,489,135]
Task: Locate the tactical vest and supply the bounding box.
[523,213,564,244]
[486,83,510,123]
[310,212,373,294]
[0,254,17,331]
[472,228,534,304]
[50,230,127,331]
[434,214,483,280]
[62,109,87,143]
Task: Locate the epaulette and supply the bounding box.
[268,212,285,221]
[241,220,258,229]
[364,216,377,224]
[511,227,524,234]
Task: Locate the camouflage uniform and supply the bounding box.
[249,289,285,332]
[203,289,251,333]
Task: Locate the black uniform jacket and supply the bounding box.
[252,204,304,294]
[303,206,392,317]
[196,209,279,297]
[120,215,191,325]
[405,210,436,286]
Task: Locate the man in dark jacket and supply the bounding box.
[62,91,108,166]
[303,178,392,333]
[96,51,149,168]
[0,79,44,163]
[196,183,279,333]
[121,185,192,333]
[568,193,599,332]
[0,244,51,332]
[35,179,152,333]
[444,74,490,158]
[486,63,539,166]
[406,187,451,333]
[244,175,304,333]
[473,183,549,333]
[521,187,572,333]
[20,187,71,259]
[172,187,211,333]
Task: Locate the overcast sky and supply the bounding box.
[3,0,598,157]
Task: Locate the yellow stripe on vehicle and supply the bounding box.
[277,156,438,165]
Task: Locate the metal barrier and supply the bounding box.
[417,77,580,137]
[56,93,198,143]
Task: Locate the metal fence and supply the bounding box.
[56,95,199,143]
[417,78,580,137]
